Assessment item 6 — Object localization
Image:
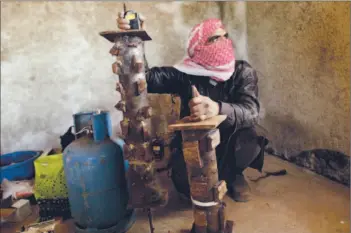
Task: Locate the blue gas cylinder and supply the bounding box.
[63,111,135,233]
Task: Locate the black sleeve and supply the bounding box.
[217,66,260,130]
[145,66,186,95]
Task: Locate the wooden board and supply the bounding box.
[99,30,152,42]
[168,115,227,132]
[183,141,203,168]
[0,208,16,219]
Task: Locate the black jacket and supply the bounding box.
[145,60,260,142]
[145,60,267,176]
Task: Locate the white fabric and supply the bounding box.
[174,59,234,82]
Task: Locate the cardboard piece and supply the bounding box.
[1,199,32,223]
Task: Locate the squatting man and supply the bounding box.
[116,12,268,203]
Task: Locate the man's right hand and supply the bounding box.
[117,12,146,31]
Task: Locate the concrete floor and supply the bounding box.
[3,155,350,233]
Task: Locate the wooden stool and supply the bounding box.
[168,115,234,233]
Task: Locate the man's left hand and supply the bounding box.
[187,86,220,121]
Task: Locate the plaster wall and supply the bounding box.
[246,2,350,156]
[1,1,349,160]
[1,1,246,153]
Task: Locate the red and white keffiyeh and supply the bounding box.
[174,18,235,82]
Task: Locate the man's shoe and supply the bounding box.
[228,174,252,202]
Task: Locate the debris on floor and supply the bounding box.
[16,219,57,233]
[1,179,34,200]
[1,199,32,223]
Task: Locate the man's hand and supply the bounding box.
[117,12,146,31]
[187,86,220,121]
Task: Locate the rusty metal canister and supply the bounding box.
[63,111,136,233]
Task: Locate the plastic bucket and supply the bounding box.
[0,150,41,182]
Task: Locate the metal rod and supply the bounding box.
[147,208,155,233]
[123,3,127,13]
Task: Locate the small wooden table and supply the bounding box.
[168,115,234,233]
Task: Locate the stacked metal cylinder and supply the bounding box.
[111,35,168,209]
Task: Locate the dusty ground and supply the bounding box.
[3,155,350,233]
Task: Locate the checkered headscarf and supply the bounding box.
[174,18,235,82]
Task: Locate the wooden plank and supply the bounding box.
[99,30,152,42]
[198,129,220,152]
[194,208,207,233]
[207,129,221,151]
[183,141,203,168]
[168,115,227,132]
[132,55,144,74]
[194,208,207,227]
[213,180,228,202]
[207,205,220,233]
[219,203,226,231]
[120,119,129,138]
[136,79,147,95]
[182,130,209,142]
[0,208,16,219]
[224,220,235,233]
[190,180,209,198]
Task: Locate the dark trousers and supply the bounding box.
[169,127,268,197]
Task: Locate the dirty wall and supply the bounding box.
[246,2,350,156]
[0,1,245,152]
[1,2,349,159]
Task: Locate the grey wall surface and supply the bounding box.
[246,2,350,156]
[1,2,349,158]
[1,1,243,153]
